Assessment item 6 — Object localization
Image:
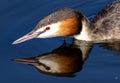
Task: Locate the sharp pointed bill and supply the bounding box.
[12,32,39,44]
[13,58,38,66]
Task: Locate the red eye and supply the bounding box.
[45,27,50,30]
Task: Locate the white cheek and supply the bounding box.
[37,22,61,38]
[39,59,60,73]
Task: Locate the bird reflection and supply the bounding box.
[100,40,120,56]
[13,39,93,77]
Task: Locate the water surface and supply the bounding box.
[1,0,120,83]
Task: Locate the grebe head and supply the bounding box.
[12,8,84,44]
[13,45,83,77]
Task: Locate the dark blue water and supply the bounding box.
[1,0,120,83]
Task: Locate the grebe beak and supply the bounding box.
[13,58,38,66]
[12,32,39,44]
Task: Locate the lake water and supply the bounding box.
[1,0,120,83]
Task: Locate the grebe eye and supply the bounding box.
[45,66,51,70]
[45,27,50,30]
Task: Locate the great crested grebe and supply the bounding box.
[12,0,120,44]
